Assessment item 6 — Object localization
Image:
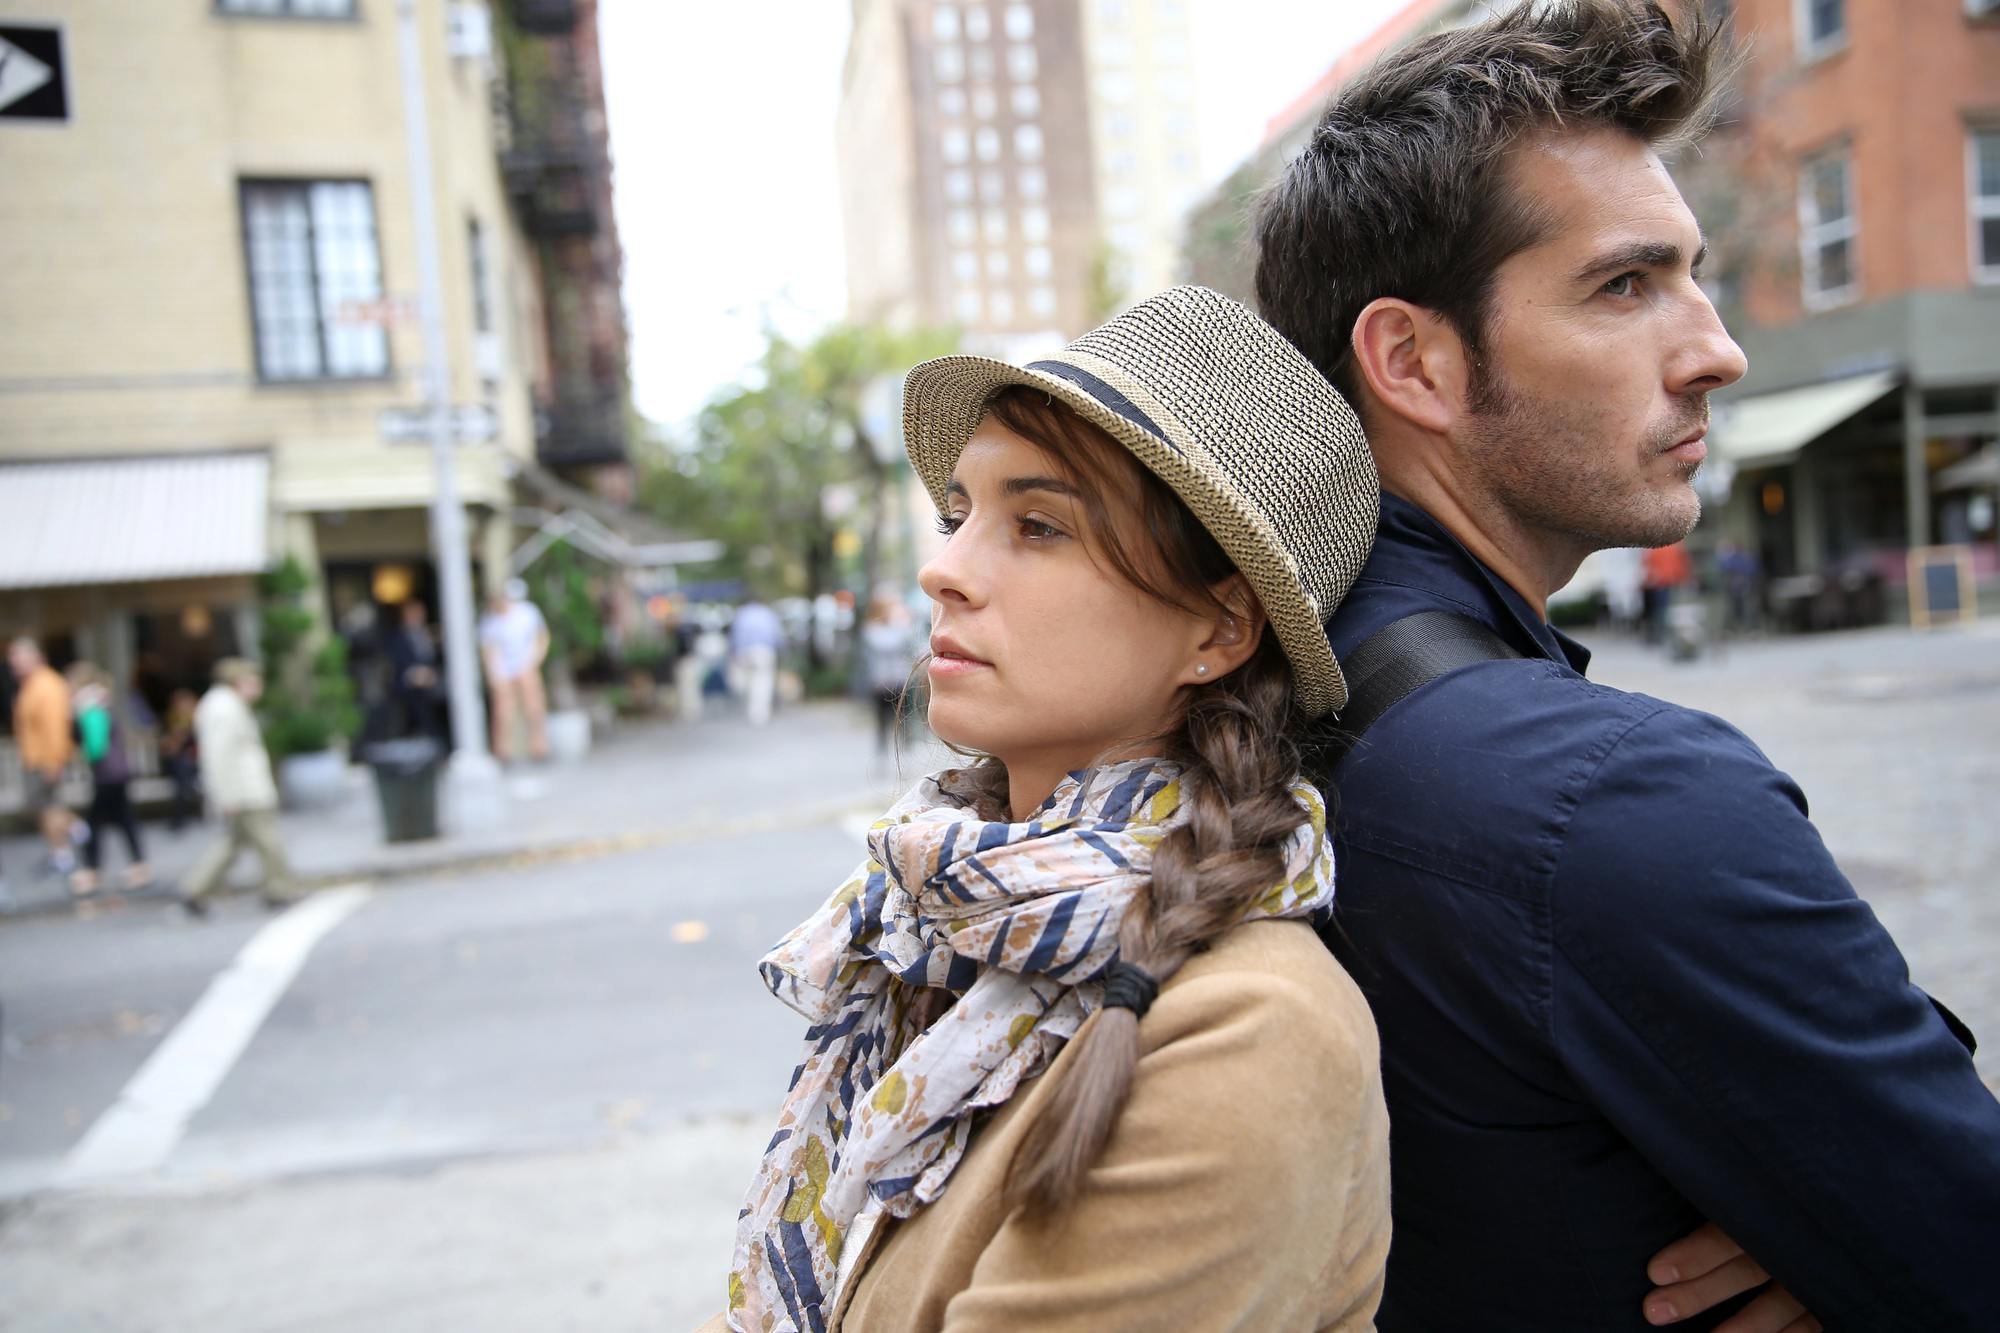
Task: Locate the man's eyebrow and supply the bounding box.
[1572,241,1685,284]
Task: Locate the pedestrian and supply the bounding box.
[1716,537,1762,633]
[1641,539,1693,644]
[180,657,294,914]
[7,636,78,878]
[159,687,202,831]
[479,578,549,762]
[1254,1,2000,1327]
[727,598,784,726]
[699,288,1386,1332]
[385,597,443,738]
[859,588,918,754]
[63,662,150,896]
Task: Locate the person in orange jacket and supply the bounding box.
[8,636,78,875]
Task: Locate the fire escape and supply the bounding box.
[497,0,630,472]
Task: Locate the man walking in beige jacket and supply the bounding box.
[181,658,294,914]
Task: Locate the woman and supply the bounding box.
[65,662,150,895]
[705,287,1385,1333]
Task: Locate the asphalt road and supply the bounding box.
[0,622,1994,1332]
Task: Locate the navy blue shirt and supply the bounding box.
[1324,494,2000,1333]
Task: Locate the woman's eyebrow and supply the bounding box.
[1001,475,1077,497]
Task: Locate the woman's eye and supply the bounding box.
[1019,517,1062,540]
[1602,272,1642,297]
[936,513,964,536]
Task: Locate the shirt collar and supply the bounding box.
[1370,492,1592,675]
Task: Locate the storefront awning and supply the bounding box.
[0,453,270,590]
[1936,444,1998,491]
[1710,370,1900,469]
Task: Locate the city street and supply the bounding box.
[1,623,1996,1332]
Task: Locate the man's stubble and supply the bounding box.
[1462,364,1707,556]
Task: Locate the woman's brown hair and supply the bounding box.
[964,386,1310,1217]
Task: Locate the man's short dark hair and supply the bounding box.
[1255,0,1725,404]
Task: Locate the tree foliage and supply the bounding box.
[256,556,359,758]
[638,322,957,604]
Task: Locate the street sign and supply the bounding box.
[0,26,67,121]
[335,297,419,327]
[377,403,499,445]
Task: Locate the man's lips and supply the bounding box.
[1664,425,1708,463]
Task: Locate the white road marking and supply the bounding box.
[59,884,374,1185]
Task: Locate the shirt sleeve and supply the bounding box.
[1549,707,2000,1332]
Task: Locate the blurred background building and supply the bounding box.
[0,0,638,774]
[838,0,1203,354]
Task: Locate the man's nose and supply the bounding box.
[1672,289,1748,396]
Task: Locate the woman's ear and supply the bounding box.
[1185,575,1265,685]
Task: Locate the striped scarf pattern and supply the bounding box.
[725,758,1337,1332]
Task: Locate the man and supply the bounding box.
[728,599,785,726]
[479,579,549,762]
[8,636,77,876]
[1255,3,2000,1330]
[385,598,443,738]
[182,657,293,912]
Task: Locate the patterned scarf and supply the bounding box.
[724,758,1337,1332]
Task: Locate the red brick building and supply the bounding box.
[1706,0,2000,613]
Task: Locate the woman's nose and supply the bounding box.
[919,525,978,607]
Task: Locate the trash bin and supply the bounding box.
[362,737,442,842]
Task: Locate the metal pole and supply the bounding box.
[396,0,502,823]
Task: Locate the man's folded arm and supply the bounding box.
[1549,708,2000,1333]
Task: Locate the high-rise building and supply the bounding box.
[1079,0,1201,306]
[838,0,1202,351]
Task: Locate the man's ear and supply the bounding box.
[1350,298,1471,437]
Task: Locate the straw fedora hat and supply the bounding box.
[901,285,1378,717]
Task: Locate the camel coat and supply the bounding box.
[700,917,1391,1333]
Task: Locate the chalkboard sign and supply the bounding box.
[1907,545,1977,628]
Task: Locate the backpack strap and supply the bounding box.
[1302,610,1524,790]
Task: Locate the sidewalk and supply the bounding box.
[0,701,937,919]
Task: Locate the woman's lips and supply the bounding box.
[928,640,992,677]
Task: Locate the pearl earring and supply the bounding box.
[1195,664,1208,676]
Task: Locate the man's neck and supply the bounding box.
[1375,458,1587,621]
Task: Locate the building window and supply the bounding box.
[944,168,974,204]
[242,180,388,382]
[1005,4,1034,40]
[964,4,992,42]
[1796,0,1844,56]
[975,126,1002,162]
[216,0,356,15]
[1972,130,2000,281]
[1017,166,1047,200]
[1799,149,1857,308]
[952,250,979,282]
[978,169,1006,202]
[1011,85,1040,117]
[1028,286,1057,319]
[989,289,1015,324]
[933,6,961,42]
[1008,45,1038,81]
[1014,124,1044,161]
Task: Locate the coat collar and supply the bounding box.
[1358,493,1591,675]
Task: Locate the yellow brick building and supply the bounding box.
[0,0,626,762]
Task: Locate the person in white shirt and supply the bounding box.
[181,657,293,914]
[479,578,550,762]
[727,600,785,726]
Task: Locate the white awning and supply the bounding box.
[0,453,270,591]
[1936,443,1998,491]
[1710,370,1900,468]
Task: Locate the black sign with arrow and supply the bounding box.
[0,26,68,122]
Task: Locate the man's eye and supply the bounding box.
[1603,272,1642,297]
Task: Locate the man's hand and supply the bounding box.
[1645,1223,1822,1332]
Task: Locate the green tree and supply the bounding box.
[639,322,956,625]
[255,556,359,758]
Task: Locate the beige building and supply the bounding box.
[838,0,1203,352]
[0,0,631,753]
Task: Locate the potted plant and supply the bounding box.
[257,557,360,810]
[526,538,602,761]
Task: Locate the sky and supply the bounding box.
[597,0,1414,431]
